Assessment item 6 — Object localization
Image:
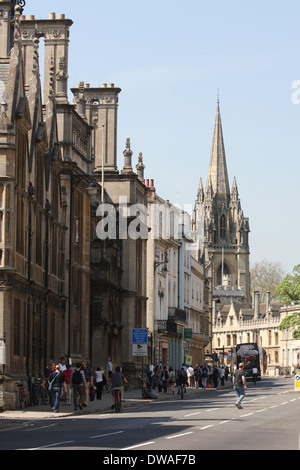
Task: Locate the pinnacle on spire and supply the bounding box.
[206,100,230,203]
[196,177,204,203]
[231,176,239,197]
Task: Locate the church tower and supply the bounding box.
[192,99,251,305]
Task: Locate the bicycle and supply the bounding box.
[137,373,147,389]
[124,379,132,391]
[33,378,49,406]
[114,388,122,412]
[16,382,28,409]
[103,381,111,393]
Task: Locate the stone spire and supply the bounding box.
[206,98,230,204]
[121,138,133,174]
[136,152,145,182]
[196,177,204,203]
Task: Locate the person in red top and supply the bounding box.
[63,364,73,405]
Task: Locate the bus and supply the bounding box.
[236,343,261,380]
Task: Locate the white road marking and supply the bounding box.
[89,430,124,439]
[29,440,75,449]
[166,431,194,439]
[122,441,155,450]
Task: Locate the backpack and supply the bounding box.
[72,369,83,385]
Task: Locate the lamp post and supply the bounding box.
[101,124,105,203]
[65,172,98,363]
[153,259,168,365]
[154,261,168,273]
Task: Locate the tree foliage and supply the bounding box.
[276,264,300,340]
[250,259,285,302]
[275,264,300,305]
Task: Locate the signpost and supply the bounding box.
[132,328,148,357]
[295,370,300,391]
[132,329,148,398]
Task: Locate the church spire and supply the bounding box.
[206,98,230,203]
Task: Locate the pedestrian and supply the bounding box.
[108,357,113,379]
[177,367,188,394]
[58,356,67,372]
[155,364,163,392]
[252,366,258,385]
[48,364,67,413]
[62,364,73,405]
[71,362,86,410]
[194,364,202,388]
[95,366,105,400]
[220,366,225,386]
[45,361,56,409]
[201,365,208,389]
[233,362,247,409]
[81,361,93,407]
[187,365,194,387]
[110,366,128,409]
[212,365,219,388]
[225,365,229,381]
[160,366,169,393]
[168,367,175,394]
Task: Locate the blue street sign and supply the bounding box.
[132,328,148,344]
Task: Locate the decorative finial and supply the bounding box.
[217,88,220,104]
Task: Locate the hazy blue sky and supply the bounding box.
[24,0,300,274]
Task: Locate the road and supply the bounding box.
[0,377,299,452]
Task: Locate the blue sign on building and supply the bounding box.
[132,329,148,344]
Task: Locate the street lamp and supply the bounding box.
[154,261,168,273]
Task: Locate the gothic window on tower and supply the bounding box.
[220,214,226,240]
[217,262,230,286]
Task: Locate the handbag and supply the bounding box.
[48,373,59,391]
[89,385,95,401]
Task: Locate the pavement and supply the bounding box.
[0,381,233,421]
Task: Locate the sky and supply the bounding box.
[23,0,300,275]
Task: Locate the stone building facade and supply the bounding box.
[212,292,282,375]
[279,304,300,375]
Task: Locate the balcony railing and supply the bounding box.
[168,307,187,323]
[155,319,179,335]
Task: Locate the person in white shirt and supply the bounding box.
[187,366,194,387]
[95,366,105,399]
[252,366,258,384]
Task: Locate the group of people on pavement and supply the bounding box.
[147,362,230,395]
[43,355,248,413]
[44,356,114,413]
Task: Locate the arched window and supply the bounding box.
[217,262,230,285]
[220,214,226,240]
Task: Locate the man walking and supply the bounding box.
[252,366,258,385]
[233,362,247,409]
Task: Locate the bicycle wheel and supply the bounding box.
[41,388,49,405]
[115,391,121,412]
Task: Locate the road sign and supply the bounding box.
[184,328,192,340]
[132,344,148,357]
[185,356,192,365]
[295,373,300,390]
[132,329,148,344]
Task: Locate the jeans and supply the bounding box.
[52,386,62,412]
[234,385,245,405]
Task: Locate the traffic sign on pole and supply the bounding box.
[132,329,148,344]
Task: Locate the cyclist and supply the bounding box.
[110,366,128,409]
[177,367,188,396]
